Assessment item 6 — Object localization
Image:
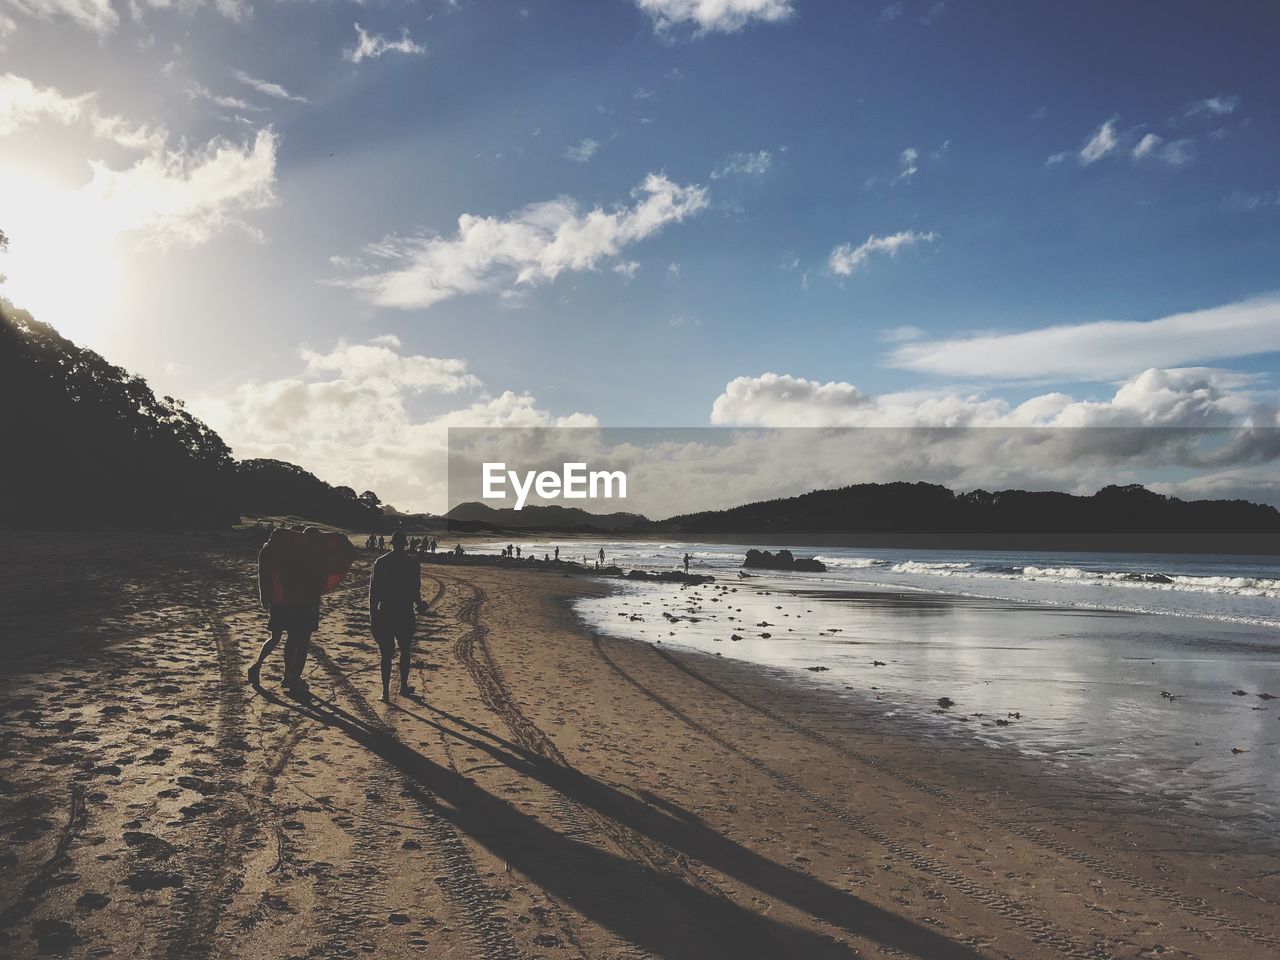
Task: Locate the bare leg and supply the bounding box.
[374,630,394,702]
[399,631,415,695]
[286,631,312,691]
[249,631,282,684]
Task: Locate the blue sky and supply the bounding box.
[2,0,1278,511]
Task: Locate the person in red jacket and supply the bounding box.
[250,526,356,694]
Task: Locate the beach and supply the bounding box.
[2,532,1279,960]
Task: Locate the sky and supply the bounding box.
[1,0,1279,514]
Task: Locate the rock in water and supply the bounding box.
[742,549,827,573]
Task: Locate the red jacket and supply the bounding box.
[258,529,356,608]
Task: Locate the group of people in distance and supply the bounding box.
[253,525,427,703]
[365,533,439,554]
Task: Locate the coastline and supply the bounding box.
[2,534,1279,959]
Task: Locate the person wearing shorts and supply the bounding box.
[369,530,426,702]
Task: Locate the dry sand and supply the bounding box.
[1,532,1278,959]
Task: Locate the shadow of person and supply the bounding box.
[258,684,985,960]
[396,701,988,960]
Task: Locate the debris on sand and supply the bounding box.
[1160,691,1179,701]
[937,697,955,709]
[806,666,829,672]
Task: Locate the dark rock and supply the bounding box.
[742,549,826,573]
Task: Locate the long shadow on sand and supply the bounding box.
[256,682,986,960]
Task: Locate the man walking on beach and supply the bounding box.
[370,529,428,702]
[252,526,356,695]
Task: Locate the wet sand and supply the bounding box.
[2,532,1279,959]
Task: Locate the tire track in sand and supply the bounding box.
[447,575,852,960]
[307,637,524,960]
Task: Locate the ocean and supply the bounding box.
[509,539,1280,835]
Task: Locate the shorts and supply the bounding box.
[371,612,415,653]
[268,601,320,635]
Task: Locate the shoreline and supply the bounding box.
[2,533,1279,958]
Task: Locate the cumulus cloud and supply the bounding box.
[333,172,709,310]
[710,149,772,179]
[200,336,594,513]
[828,229,937,276]
[344,23,426,64]
[79,129,278,247]
[885,294,1280,381]
[634,0,794,34]
[564,137,600,163]
[0,73,277,249]
[233,70,310,104]
[712,369,1270,429]
[684,368,1280,513]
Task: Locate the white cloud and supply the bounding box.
[333,172,708,310]
[1221,189,1280,213]
[1078,118,1118,165]
[828,229,937,276]
[79,129,278,247]
[233,70,310,104]
[866,142,946,188]
[1131,132,1161,160]
[1156,137,1193,167]
[344,23,426,64]
[634,0,793,34]
[0,72,165,150]
[894,146,919,182]
[200,336,594,513]
[1187,94,1240,118]
[564,137,600,163]
[0,0,115,33]
[613,259,640,281]
[886,295,1280,381]
[711,368,1266,430]
[301,339,481,394]
[187,80,262,113]
[878,2,903,21]
[710,149,772,179]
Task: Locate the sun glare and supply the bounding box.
[0,170,124,348]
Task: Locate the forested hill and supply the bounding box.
[658,481,1280,538]
[0,302,384,530]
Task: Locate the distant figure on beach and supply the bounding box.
[516,546,522,559]
[251,526,356,695]
[454,544,464,556]
[378,535,386,551]
[369,530,427,702]
[554,546,560,562]
[544,553,550,562]
[598,547,605,566]
[683,553,691,573]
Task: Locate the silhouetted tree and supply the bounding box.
[0,300,236,528]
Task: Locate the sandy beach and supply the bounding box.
[2,532,1279,960]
